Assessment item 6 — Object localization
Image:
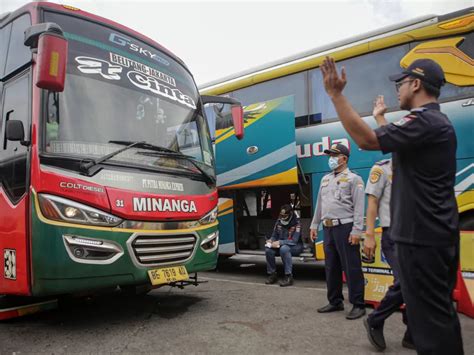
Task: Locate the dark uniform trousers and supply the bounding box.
[368,228,408,328]
[396,241,464,355]
[323,222,364,307]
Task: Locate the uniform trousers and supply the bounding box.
[396,241,463,355]
[323,222,365,307]
[368,228,408,329]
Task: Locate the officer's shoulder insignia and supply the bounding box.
[357,183,364,189]
[393,114,416,127]
[321,178,329,187]
[375,159,390,166]
[370,168,383,184]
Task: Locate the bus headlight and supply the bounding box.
[200,232,219,253]
[198,207,218,225]
[63,235,124,264]
[38,193,122,227]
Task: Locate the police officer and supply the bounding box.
[310,143,366,320]
[265,204,303,287]
[363,158,414,351]
[321,57,463,353]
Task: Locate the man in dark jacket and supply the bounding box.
[265,204,303,287]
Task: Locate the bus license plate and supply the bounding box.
[148,266,189,286]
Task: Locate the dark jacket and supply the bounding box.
[270,214,302,246]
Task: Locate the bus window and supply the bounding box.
[204,102,234,139]
[204,105,217,141]
[0,23,12,79]
[458,31,474,59]
[233,71,308,126]
[4,14,31,77]
[309,68,337,124]
[310,44,410,123]
[0,75,29,203]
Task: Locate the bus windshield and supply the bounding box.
[42,11,214,178]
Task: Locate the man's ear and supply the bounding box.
[412,78,422,93]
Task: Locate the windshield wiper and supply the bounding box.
[109,140,177,153]
[80,140,146,176]
[137,150,216,185]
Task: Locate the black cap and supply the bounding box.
[279,204,293,220]
[324,143,350,157]
[279,204,292,215]
[389,59,446,88]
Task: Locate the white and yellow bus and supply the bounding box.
[200,8,473,308]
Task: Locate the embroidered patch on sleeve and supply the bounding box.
[393,114,416,127]
[369,169,383,184]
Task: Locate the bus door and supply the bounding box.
[213,96,298,254]
[0,14,33,295]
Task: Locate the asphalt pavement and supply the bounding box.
[0,255,472,354]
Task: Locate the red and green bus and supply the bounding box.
[0,2,243,299]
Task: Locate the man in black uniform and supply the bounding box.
[320,57,463,354]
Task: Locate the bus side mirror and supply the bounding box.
[6,120,25,142]
[231,105,244,140]
[25,23,68,92]
[201,95,244,140]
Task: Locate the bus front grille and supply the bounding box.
[131,234,196,266]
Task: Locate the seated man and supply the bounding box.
[265,204,303,287]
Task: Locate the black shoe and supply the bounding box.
[317,303,344,313]
[265,272,278,285]
[346,306,366,320]
[402,330,416,350]
[279,275,293,287]
[363,318,386,351]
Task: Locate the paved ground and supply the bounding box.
[0,255,472,354]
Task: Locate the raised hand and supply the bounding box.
[321,56,347,99]
[373,95,387,117]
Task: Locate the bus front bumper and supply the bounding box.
[31,202,218,296]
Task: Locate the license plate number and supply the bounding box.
[147,266,189,286]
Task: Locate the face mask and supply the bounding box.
[279,212,292,225]
[328,156,340,170]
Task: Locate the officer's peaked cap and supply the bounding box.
[324,143,350,157]
[389,58,446,89]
